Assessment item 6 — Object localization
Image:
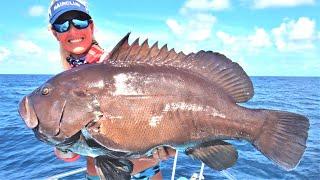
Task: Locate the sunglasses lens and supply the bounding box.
[53,21,70,33]
[72,19,90,29]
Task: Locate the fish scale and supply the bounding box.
[18,33,309,179]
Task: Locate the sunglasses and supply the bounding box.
[52,19,91,33]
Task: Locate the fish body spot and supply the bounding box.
[88,80,105,89]
[163,102,226,118]
[210,110,226,118]
[112,73,143,96]
[163,102,205,112]
[149,115,162,127]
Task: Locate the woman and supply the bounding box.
[48,0,175,179]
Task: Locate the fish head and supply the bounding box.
[18,64,106,144]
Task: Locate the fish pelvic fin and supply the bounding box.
[105,33,254,103]
[186,140,238,171]
[94,156,133,180]
[253,110,309,171]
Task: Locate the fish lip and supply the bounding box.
[19,96,39,129]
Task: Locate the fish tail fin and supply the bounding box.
[253,110,309,171]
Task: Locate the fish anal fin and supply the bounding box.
[95,156,133,180]
[186,140,238,171]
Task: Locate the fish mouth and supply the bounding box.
[19,95,69,143]
[32,100,81,147]
[19,96,101,147]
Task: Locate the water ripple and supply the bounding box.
[0,75,319,179]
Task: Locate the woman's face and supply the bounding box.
[52,11,94,55]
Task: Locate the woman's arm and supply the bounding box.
[131,147,176,175]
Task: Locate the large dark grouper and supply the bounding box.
[18,33,309,179]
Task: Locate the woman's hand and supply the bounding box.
[130,147,176,175]
[54,148,80,162]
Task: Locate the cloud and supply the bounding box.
[166,13,216,41]
[288,17,316,40]
[216,31,236,45]
[47,51,60,63]
[272,17,317,51]
[183,0,231,11]
[166,0,227,42]
[216,17,317,53]
[248,28,272,48]
[216,28,271,53]
[253,0,315,9]
[15,40,43,55]
[29,5,46,17]
[166,19,184,35]
[94,28,124,51]
[186,13,217,41]
[0,47,11,62]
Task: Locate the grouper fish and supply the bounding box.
[18,33,309,179]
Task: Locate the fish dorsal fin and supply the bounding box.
[106,33,254,102]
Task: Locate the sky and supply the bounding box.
[0,0,319,76]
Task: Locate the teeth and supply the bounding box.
[69,38,83,43]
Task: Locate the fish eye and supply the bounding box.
[41,87,50,95]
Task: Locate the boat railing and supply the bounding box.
[47,167,86,180]
[47,152,235,180]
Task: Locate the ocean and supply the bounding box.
[0,75,319,180]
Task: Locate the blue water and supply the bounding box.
[0,75,319,179]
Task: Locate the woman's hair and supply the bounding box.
[49,0,100,70]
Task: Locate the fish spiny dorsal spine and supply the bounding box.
[146,41,160,64]
[137,39,149,63]
[107,33,254,103]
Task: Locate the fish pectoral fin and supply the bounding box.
[94,156,133,180]
[186,140,238,171]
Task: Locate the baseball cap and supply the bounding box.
[49,0,91,24]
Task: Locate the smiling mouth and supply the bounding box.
[68,37,84,43]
